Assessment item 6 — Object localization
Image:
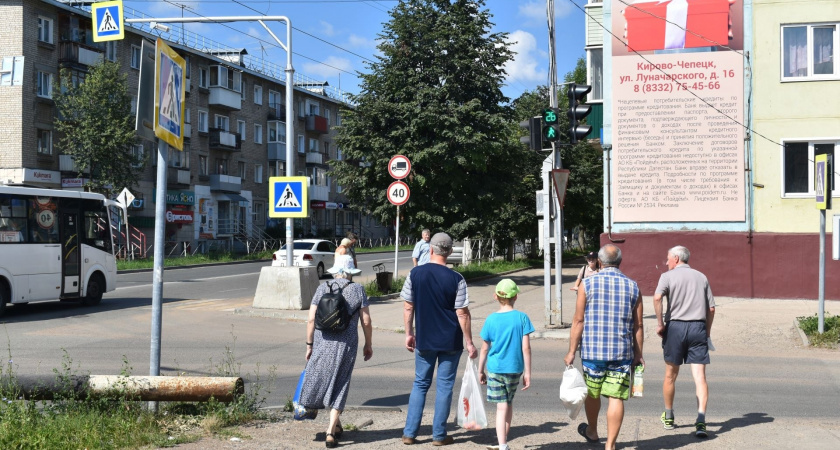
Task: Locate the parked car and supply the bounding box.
[271,239,337,278]
[447,242,464,265]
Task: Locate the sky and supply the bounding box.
[118,0,587,101]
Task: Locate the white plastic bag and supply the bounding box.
[559,365,588,419]
[456,358,488,430]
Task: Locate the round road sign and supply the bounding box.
[387,181,410,206]
[388,155,411,180]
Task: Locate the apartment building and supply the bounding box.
[588,0,839,299]
[0,0,389,254]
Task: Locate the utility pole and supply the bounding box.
[545,0,564,326]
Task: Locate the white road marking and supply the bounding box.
[115,272,260,291]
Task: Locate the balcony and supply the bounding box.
[208,128,241,151]
[268,142,287,161]
[305,152,326,165]
[268,102,287,121]
[209,174,242,192]
[58,41,103,68]
[208,86,242,110]
[167,168,190,186]
[59,154,89,174]
[305,114,329,134]
[310,185,329,201]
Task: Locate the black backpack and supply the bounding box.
[315,282,357,333]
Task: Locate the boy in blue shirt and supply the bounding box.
[478,279,534,450]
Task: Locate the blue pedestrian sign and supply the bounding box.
[92,1,124,42]
[269,177,308,218]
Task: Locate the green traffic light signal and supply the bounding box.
[543,108,558,125]
[542,107,561,142]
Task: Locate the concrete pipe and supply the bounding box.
[14,375,244,402]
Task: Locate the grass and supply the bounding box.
[797,313,840,348]
[117,250,275,271]
[0,331,276,449]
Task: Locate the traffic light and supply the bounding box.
[542,108,561,142]
[519,116,541,151]
[567,83,592,144]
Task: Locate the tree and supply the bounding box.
[333,0,533,241]
[54,61,143,195]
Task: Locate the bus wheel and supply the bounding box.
[82,273,105,306]
[0,281,8,316]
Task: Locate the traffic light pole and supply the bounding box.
[545,0,564,327]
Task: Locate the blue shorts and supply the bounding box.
[662,320,710,365]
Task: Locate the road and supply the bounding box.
[1,261,838,424]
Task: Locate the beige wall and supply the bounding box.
[0,1,24,170]
[752,0,840,232]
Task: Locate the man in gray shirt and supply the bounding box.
[654,245,715,439]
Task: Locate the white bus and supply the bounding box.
[0,185,119,316]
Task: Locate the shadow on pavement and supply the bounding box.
[629,412,775,449]
[361,393,410,408]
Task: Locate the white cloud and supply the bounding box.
[518,1,574,27]
[504,30,546,85]
[319,21,336,37]
[346,34,378,50]
[301,56,354,80]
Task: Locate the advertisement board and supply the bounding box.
[611,0,746,222]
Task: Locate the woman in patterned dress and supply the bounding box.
[300,254,373,448]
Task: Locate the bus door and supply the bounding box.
[60,208,81,296]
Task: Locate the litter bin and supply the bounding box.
[373,263,393,293]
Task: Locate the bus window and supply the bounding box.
[83,204,112,252]
[28,197,60,243]
[0,195,28,243]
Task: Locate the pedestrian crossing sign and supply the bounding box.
[154,38,186,150]
[91,1,124,42]
[269,177,309,218]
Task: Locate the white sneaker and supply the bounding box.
[486,446,500,450]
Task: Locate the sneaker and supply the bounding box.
[661,412,675,430]
[695,422,708,438]
[486,446,500,450]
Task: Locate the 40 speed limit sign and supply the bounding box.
[387,181,410,206]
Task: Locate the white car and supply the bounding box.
[271,239,337,278]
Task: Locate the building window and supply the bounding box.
[238,161,246,181]
[184,55,191,79]
[38,16,53,44]
[336,183,343,194]
[308,167,327,186]
[336,147,343,161]
[215,115,229,131]
[324,142,330,158]
[253,201,265,227]
[269,90,282,110]
[782,23,838,80]
[199,155,208,176]
[782,140,838,197]
[216,158,229,175]
[198,67,208,88]
[185,108,191,124]
[130,96,137,115]
[37,129,52,155]
[297,100,305,117]
[168,146,189,168]
[209,65,241,92]
[588,48,603,101]
[130,45,141,69]
[0,56,23,86]
[268,121,286,143]
[306,99,320,116]
[105,41,117,62]
[130,144,145,167]
[254,124,263,144]
[336,112,342,126]
[237,120,246,141]
[255,164,264,183]
[240,78,246,99]
[254,85,262,104]
[308,138,320,153]
[198,110,208,132]
[37,71,53,98]
[297,134,305,153]
[325,108,331,126]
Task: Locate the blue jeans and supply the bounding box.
[403,350,461,441]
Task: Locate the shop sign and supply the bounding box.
[165,209,193,224]
[310,200,326,209]
[154,190,195,206]
[61,178,86,188]
[325,202,338,210]
[23,168,60,184]
[129,198,144,210]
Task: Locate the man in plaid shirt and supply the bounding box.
[565,244,644,450]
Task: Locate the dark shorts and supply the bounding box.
[662,320,710,365]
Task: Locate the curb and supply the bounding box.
[118,259,271,274]
[794,319,811,347]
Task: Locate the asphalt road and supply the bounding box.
[1,261,838,422]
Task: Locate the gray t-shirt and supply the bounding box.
[655,264,715,322]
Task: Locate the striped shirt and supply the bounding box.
[581,267,640,361]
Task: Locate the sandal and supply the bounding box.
[325,433,337,448]
[577,423,599,444]
[334,422,344,438]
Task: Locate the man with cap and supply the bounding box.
[401,232,477,446]
[565,244,644,450]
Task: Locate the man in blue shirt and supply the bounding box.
[401,232,477,446]
[565,244,644,450]
[412,229,431,266]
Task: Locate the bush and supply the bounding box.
[797,313,840,347]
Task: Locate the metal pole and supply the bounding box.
[819,209,826,333]
[547,0,563,325]
[394,205,400,283]
[149,140,168,410]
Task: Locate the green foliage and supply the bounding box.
[797,313,840,348]
[117,250,275,271]
[53,61,143,196]
[333,0,538,243]
[365,275,406,297]
[453,259,539,280]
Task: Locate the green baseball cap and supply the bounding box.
[495,279,520,299]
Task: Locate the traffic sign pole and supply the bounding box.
[394,205,400,284]
[149,139,168,411]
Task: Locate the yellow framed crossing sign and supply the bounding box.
[269,177,308,218]
[154,38,186,150]
[91,1,124,42]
